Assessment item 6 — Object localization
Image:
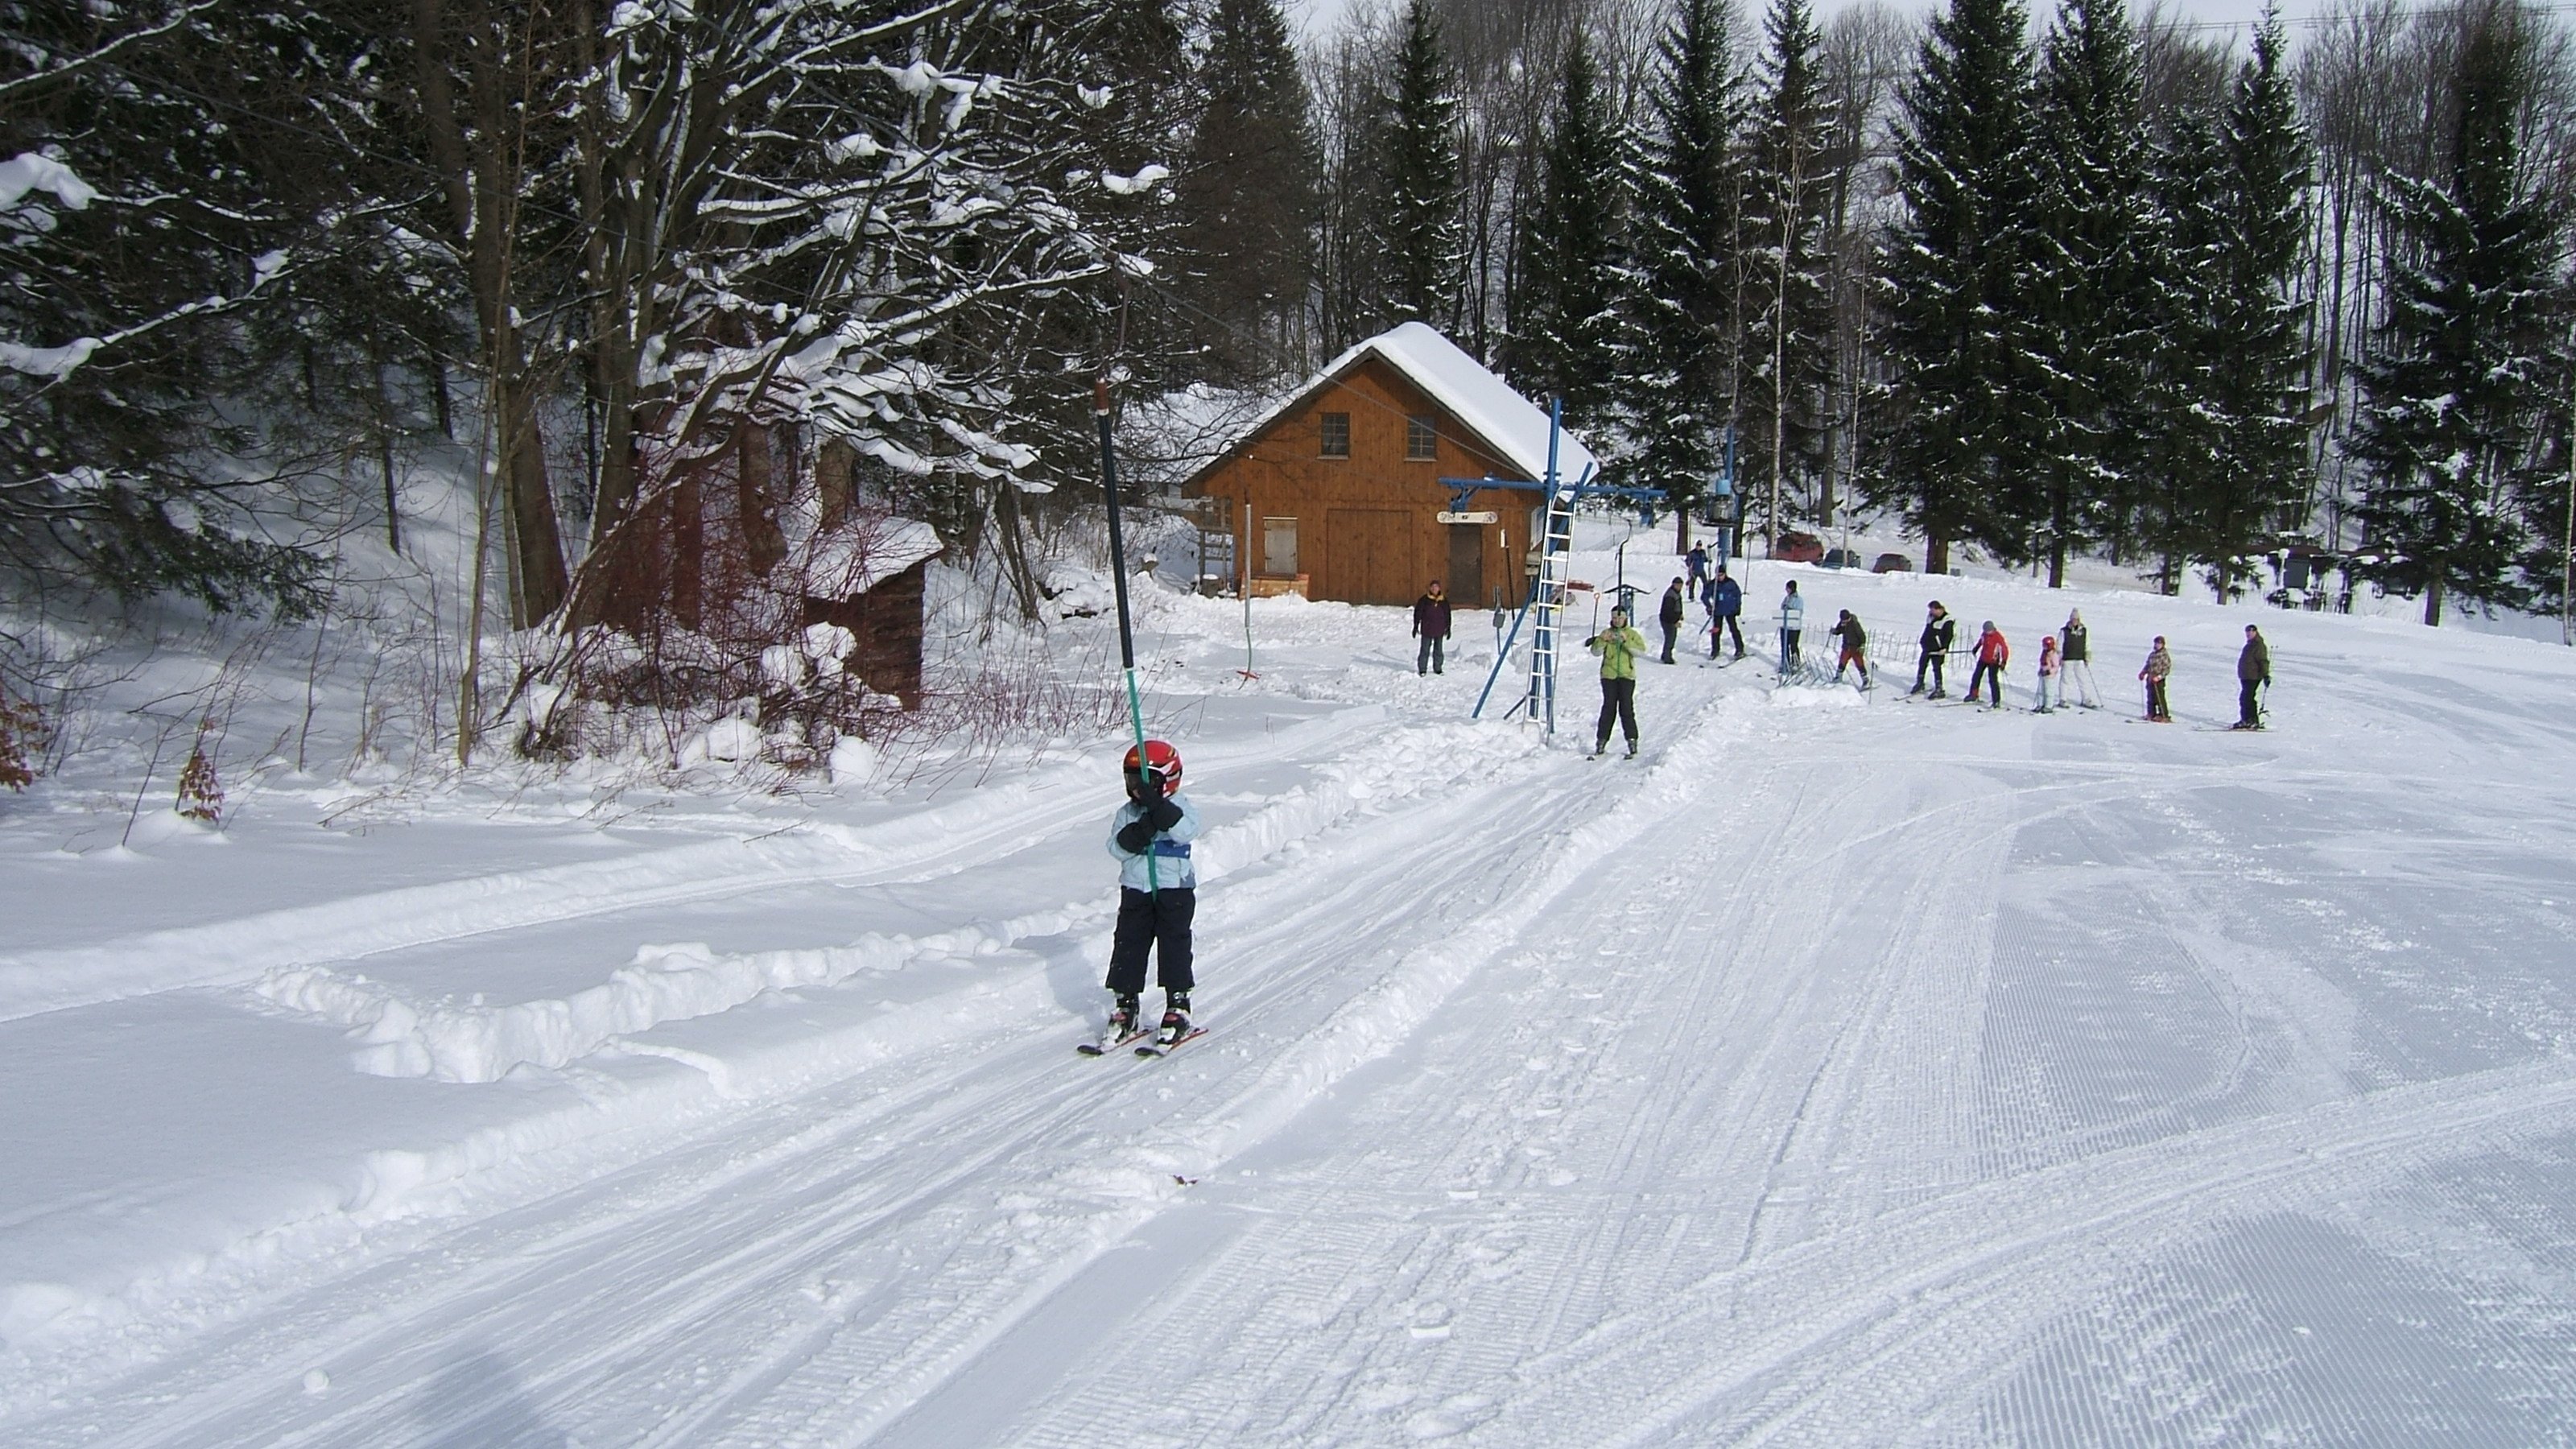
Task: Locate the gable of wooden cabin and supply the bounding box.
[1183,355,1542,610]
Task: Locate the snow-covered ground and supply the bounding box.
[6,518,2576,1445]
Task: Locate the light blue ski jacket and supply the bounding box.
[1108,792,1203,890]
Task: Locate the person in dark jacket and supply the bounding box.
[2234,624,2270,729]
[1685,543,1710,593]
[1912,601,1955,698]
[1412,580,1452,675]
[1829,609,1870,687]
[1658,578,1687,663]
[1709,568,1745,658]
[2060,609,2100,708]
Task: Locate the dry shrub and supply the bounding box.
[174,738,223,824]
[0,689,43,791]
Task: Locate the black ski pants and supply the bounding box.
[1711,614,1744,658]
[1417,634,1444,674]
[1914,650,1946,693]
[1660,621,1679,663]
[2238,678,2261,726]
[1596,675,1638,750]
[1106,886,1195,994]
[1967,660,2003,705]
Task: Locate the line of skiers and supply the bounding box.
[1905,600,2270,727]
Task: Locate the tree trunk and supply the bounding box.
[1926,534,1950,575]
[2425,572,2444,626]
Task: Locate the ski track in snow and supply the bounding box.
[12,571,2576,1446]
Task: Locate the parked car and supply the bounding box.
[1821,547,1862,570]
[1871,552,1914,574]
[1773,530,1825,564]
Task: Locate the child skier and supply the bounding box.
[2140,637,2173,721]
[1967,621,2009,707]
[1828,609,1870,687]
[2033,634,2061,713]
[1099,740,1201,1049]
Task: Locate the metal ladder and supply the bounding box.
[1525,485,1577,733]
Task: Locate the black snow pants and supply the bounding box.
[1914,650,1946,693]
[1105,886,1195,994]
[1711,614,1744,658]
[1596,676,1638,751]
[2238,678,2261,726]
[1967,660,2003,705]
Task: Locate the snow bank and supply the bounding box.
[252,717,1530,1084]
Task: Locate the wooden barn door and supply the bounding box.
[1445,523,1484,606]
[1326,508,1414,605]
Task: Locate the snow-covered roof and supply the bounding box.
[1202,323,1599,488]
[797,517,943,597]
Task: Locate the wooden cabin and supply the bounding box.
[1181,323,1601,610]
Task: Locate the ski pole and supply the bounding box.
[1095,380,1156,896]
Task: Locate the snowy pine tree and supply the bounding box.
[1511,33,1630,441]
[2351,4,2566,625]
[2027,0,2152,588]
[2134,105,2230,594]
[1875,0,2041,574]
[2193,11,2315,600]
[1623,0,1752,546]
[1744,0,1835,549]
[1176,0,1321,382]
[1375,0,1468,333]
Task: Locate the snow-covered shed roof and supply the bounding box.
[1195,323,1599,488]
[797,516,943,597]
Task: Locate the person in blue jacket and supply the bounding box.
[1707,567,1744,659]
[1105,740,1200,1042]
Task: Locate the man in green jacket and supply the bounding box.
[1587,605,1647,758]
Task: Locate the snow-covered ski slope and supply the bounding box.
[7,536,2576,1446]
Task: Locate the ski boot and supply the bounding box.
[1157,992,1193,1046]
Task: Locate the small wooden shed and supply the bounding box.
[1181,324,1601,610]
[793,514,943,710]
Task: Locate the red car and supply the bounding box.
[1772,530,1824,564]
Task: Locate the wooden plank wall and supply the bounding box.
[1188,357,1537,611]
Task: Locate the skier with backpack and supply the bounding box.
[1088,740,1202,1053]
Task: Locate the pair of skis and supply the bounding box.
[1078,1022,1208,1059]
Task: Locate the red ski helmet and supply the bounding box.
[1124,739,1182,790]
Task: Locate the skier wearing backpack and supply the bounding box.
[1099,741,1201,1049]
[2061,609,2101,708]
[1967,621,2009,707]
[1912,601,1955,697]
[2235,624,2270,729]
[1587,605,1647,758]
[1658,578,1687,664]
[1828,609,1870,687]
[1709,568,1744,659]
[2140,637,2173,721]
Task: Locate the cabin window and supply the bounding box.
[1406,416,1437,460]
[1319,412,1350,457]
[1262,516,1299,576]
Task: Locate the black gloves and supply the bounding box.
[1146,796,1183,832]
[1117,775,1183,854]
[1115,819,1155,853]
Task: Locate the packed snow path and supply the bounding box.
[6,576,2576,1445]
